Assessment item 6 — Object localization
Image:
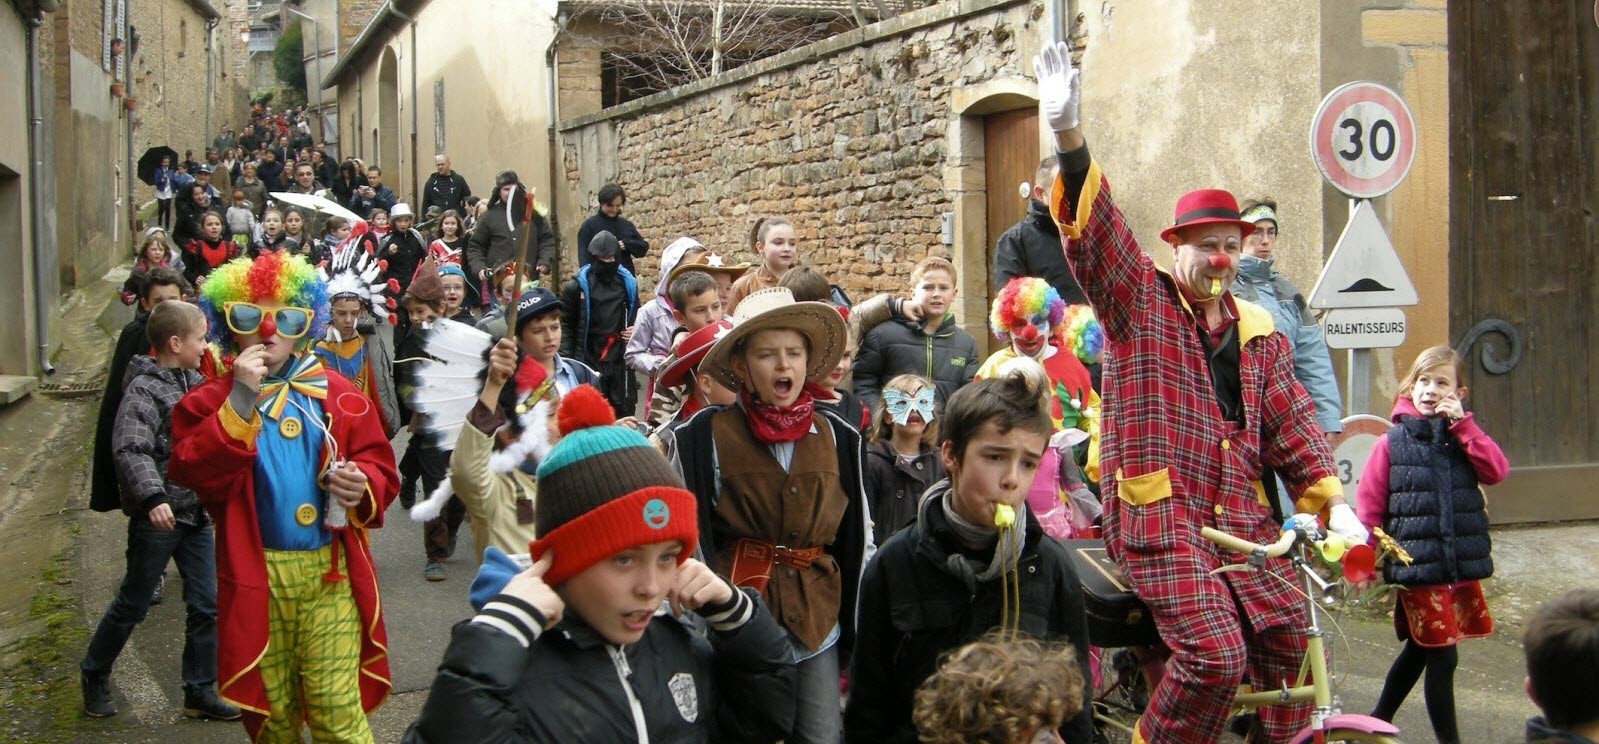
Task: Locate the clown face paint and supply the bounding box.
[883,387,936,427]
[1010,315,1051,358]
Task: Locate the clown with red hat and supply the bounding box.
[1033,41,1367,742]
[168,250,399,742]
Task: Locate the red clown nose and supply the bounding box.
[1208,253,1233,271]
[258,315,277,339]
[1017,324,1039,341]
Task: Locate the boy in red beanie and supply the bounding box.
[406,385,796,743]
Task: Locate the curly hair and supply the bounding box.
[198,251,329,350]
[989,276,1066,344]
[912,635,1085,744]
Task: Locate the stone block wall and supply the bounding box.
[560,0,1040,309]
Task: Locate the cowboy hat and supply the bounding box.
[1158,189,1257,244]
[666,250,752,286]
[658,320,733,389]
[700,287,845,392]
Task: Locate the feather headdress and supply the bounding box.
[319,224,399,329]
[404,320,554,523]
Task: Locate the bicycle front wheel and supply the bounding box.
[1321,729,1402,744]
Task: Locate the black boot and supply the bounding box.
[399,477,417,509]
[183,686,242,721]
[81,670,116,718]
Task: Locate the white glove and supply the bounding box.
[1287,512,1319,533]
[1327,503,1370,546]
[1032,41,1082,133]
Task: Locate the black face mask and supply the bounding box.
[592,260,619,276]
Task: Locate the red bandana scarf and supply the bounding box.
[739,383,826,445]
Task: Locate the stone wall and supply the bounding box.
[560,0,1042,328]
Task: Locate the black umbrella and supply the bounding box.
[137,146,180,186]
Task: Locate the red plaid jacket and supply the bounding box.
[1053,163,1342,631]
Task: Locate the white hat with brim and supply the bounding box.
[701,287,846,393]
[390,203,414,220]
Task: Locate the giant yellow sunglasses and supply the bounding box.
[223,302,314,339]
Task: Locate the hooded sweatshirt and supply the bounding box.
[626,237,704,377]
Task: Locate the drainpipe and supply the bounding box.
[1046,0,1070,44]
[123,7,134,255]
[25,13,55,376]
[545,9,567,278]
[205,18,218,146]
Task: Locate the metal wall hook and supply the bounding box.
[1454,318,1523,375]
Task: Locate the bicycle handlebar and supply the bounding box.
[1199,525,1299,559]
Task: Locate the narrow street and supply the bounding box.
[0,267,1561,744]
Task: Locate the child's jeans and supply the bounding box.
[81,516,219,693]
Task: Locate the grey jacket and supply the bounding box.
[1230,256,1344,432]
[112,355,203,521]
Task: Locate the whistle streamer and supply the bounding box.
[993,504,1022,642]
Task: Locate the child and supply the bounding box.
[438,263,476,323]
[813,321,871,435]
[121,227,186,306]
[650,319,737,446]
[671,286,871,744]
[725,216,797,314]
[182,212,243,286]
[167,252,399,742]
[627,238,708,414]
[92,268,192,517]
[226,190,256,249]
[1357,345,1509,744]
[281,209,307,251]
[80,301,240,722]
[404,384,796,742]
[912,635,1086,744]
[1523,589,1599,743]
[252,208,289,256]
[640,268,726,427]
[863,373,946,544]
[668,249,748,316]
[369,208,390,239]
[395,259,471,580]
[778,265,832,303]
[427,209,467,268]
[512,286,599,395]
[474,261,529,340]
[560,230,639,418]
[844,369,1095,743]
[314,226,400,438]
[383,203,428,308]
[308,215,349,267]
[852,256,980,413]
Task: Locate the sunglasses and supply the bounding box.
[224,302,314,339]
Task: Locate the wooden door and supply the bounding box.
[985,107,1040,297]
[1448,2,1599,522]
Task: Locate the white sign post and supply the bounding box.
[1309,82,1419,415]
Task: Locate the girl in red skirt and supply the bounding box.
[1356,345,1510,744]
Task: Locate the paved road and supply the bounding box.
[72,429,463,742]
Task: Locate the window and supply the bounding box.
[101,0,126,76]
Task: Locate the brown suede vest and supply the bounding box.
[710,407,848,651]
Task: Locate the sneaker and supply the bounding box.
[424,562,446,582]
[399,478,417,509]
[183,687,242,721]
[445,529,459,559]
[81,671,116,718]
[150,574,166,606]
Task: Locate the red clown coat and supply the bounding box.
[168,368,398,737]
[1052,163,1343,634]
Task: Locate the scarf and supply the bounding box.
[197,238,231,270]
[739,382,825,445]
[938,491,1028,593]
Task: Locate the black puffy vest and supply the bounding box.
[1382,415,1493,585]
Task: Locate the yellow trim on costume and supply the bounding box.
[348,482,379,528]
[219,643,271,718]
[346,531,393,711]
[1251,479,1269,507]
[1050,160,1104,241]
[1233,298,1275,345]
[1294,474,1343,514]
[1115,467,1173,507]
[1132,719,1149,744]
[219,403,262,446]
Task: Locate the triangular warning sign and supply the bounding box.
[1309,200,1418,309]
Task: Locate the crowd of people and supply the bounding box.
[75,46,1594,744]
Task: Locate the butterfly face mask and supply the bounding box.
[883,387,936,426]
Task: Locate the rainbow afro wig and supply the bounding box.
[198,251,330,351]
[1059,304,1105,365]
[990,277,1066,344]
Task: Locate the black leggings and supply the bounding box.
[1371,640,1459,743]
[157,198,173,230]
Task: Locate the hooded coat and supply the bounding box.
[466,188,556,281]
[991,199,1088,306]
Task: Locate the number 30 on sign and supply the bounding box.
[1310,82,1418,200]
[1327,415,1395,496]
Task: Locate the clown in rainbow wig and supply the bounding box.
[169,250,398,743]
[314,223,402,439]
[976,277,1107,538]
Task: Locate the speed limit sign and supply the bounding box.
[1310,82,1417,199]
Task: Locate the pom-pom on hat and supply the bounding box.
[529,384,698,587]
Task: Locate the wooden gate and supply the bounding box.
[984,108,1040,295]
[1448,2,1599,522]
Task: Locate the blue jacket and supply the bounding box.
[560,265,638,365]
[1230,256,1343,432]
